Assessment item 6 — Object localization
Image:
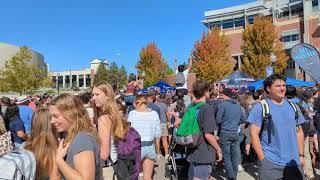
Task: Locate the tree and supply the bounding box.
[93,63,108,85]
[136,42,168,86]
[117,65,127,89]
[191,28,234,83]
[241,16,288,79]
[0,46,49,95]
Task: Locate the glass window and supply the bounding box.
[291,4,303,16]
[291,34,299,41]
[290,0,301,3]
[283,35,291,42]
[312,0,319,7]
[234,17,245,27]
[222,19,234,29]
[248,15,256,24]
[210,21,221,29]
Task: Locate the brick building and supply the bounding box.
[202,0,320,80]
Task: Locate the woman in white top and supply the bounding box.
[128,95,161,180]
[92,81,129,163]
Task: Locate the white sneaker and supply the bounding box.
[238,164,244,172]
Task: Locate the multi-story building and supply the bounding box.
[50,59,109,89]
[0,42,47,72]
[202,0,320,80]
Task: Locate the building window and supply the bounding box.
[282,33,300,42]
[222,19,234,29]
[312,0,319,11]
[234,17,245,27]
[291,4,303,16]
[248,15,256,24]
[210,21,221,29]
[290,0,301,3]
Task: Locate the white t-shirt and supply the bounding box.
[175,69,189,89]
[128,110,161,142]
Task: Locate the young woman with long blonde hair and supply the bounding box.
[48,94,102,179]
[24,108,60,180]
[92,81,128,163]
[128,95,161,180]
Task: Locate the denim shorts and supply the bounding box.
[141,141,156,160]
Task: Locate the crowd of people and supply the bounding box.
[1,61,320,180]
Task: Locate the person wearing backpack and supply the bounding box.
[174,57,192,96]
[179,80,222,180]
[128,95,161,180]
[248,74,305,180]
[216,88,246,180]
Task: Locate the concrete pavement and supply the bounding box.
[103,158,320,180]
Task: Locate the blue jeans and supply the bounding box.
[219,130,241,180]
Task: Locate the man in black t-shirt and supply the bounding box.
[187,80,223,179]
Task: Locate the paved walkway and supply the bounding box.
[103,158,320,180]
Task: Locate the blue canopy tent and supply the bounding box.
[137,81,176,94]
[248,77,316,91]
[220,70,255,89]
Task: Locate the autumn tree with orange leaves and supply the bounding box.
[241,16,288,79]
[136,42,168,86]
[191,28,234,84]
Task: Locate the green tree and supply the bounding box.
[107,61,119,87]
[94,63,108,85]
[191,28,234,83]
[241,16,288,79]
[0,46,49,95]
[136,42,168,86]
[117,65,127,89]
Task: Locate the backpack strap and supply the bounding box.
[287,99,299,124]
[259,99,273,144]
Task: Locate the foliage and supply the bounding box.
[191,28,234,83]
[0,46,49,95]
[94,63,108,85]
[106,62,127,90]
[166,66,174,76]
[241,16,288,79]
[136,42,168,86]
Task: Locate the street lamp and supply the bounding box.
[266,53,277,77]
[56,73,60,94]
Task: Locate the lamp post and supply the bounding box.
[266,53,277,77]
[57,73,60,94]
[270,52,277,65]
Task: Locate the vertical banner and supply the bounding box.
[291,43,320,83]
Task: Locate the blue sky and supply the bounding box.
[0,0,254,74]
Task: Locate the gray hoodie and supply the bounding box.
[216,99,246,132]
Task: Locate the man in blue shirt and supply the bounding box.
[17,96,33,135]
[248,74,305,180]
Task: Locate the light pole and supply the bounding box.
[57,73,60,94]
[266,53,277,77]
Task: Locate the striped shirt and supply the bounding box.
[128,110,161,142]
